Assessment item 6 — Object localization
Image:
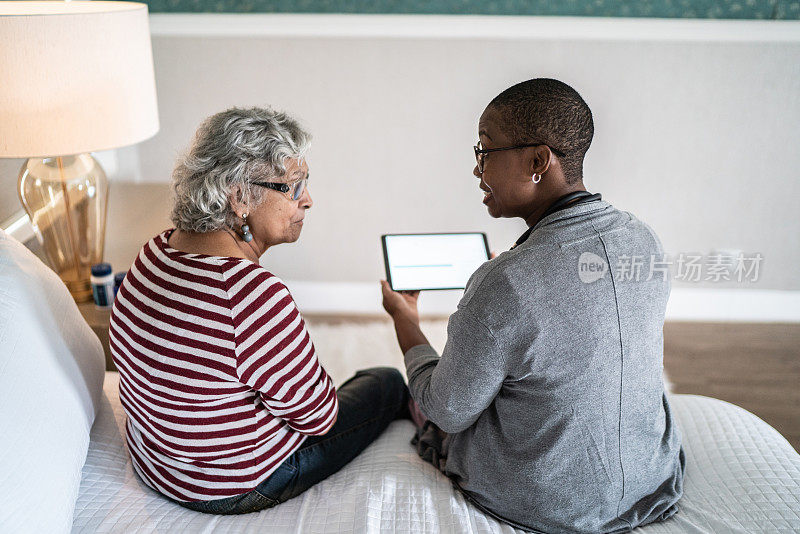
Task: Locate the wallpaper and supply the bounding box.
[144,0,800,19]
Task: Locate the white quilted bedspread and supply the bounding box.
[72,372,800,533]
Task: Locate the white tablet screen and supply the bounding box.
[382,233,490,291]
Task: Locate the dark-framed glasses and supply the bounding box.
[252,175,308,201]
[474,141,566,174]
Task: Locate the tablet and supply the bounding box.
[382,232,490,291]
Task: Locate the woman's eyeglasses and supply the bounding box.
[474,141,565,174]
[252,175,308,201]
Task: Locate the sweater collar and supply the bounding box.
[511,192,605,250]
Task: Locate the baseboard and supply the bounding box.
[286,281,800,323]
[663,288,800,323]
[3,212,795,323]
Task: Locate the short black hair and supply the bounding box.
[488,78,593,185]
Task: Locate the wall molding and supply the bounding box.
[285,280,800,323]
[149,13,800,42]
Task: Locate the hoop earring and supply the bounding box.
[532,173,542,184]
[240,213,253,242]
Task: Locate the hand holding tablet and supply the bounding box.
[381,232,491,291]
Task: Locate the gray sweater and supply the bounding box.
[404,198,685,534]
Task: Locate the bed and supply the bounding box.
[67,372,800,533]
[2,229,799,534]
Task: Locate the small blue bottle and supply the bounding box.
[90,263,114,308]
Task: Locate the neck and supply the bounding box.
[170,228,264,262]
[224,228,264,262]
[523,183,588,228]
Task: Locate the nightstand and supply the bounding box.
[77,302,116,372]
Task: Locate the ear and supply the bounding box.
[228,184,246,217]
[527,145,553,177]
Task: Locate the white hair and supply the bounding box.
[170,106,311,233]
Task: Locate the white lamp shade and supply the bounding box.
[0,1,159,157]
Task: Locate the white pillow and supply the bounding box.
[0,229,105,534]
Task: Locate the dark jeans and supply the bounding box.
[173,367,410,515]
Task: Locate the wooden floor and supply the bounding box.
[663,322,800,453]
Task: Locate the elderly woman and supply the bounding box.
[109,107,411,515]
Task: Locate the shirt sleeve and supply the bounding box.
[229,268,338,436]
[404,305,505,434]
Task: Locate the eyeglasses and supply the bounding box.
[474,141,566,174]
[252,175,308,201]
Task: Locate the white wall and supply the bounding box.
[3,15,799,307]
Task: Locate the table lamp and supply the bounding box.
[0,1,159,302]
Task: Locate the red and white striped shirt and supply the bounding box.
[109,228,338,502]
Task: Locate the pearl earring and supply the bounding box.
[532,173,542,184]
[240,213,253,242]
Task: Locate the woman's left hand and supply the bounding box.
[380,280,420,323]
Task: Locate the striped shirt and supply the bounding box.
[108,228,338,502]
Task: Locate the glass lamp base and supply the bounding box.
[63,268,94,303]
[17,154,109,303]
